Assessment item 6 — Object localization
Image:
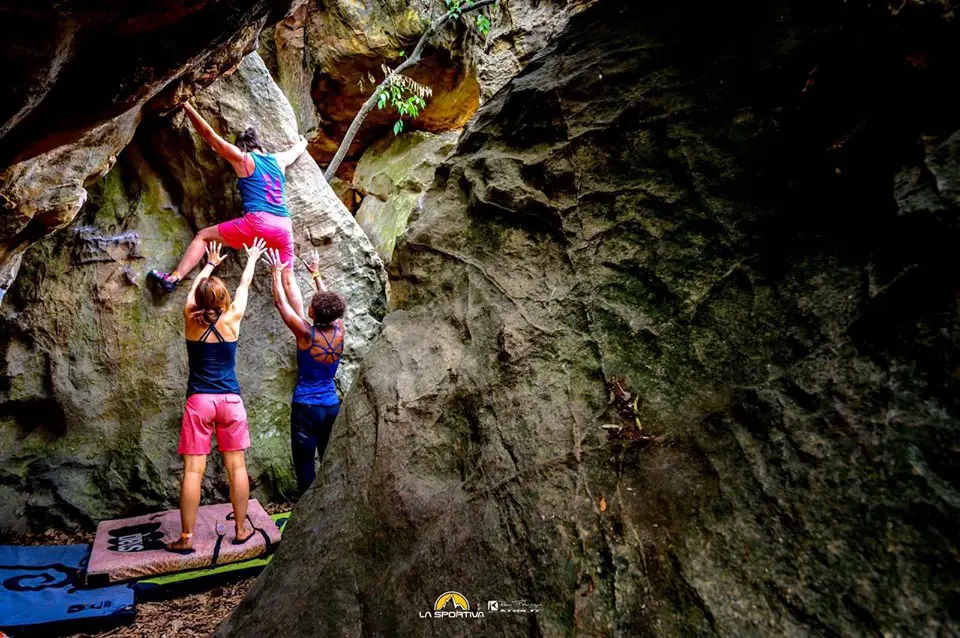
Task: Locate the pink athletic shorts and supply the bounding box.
[179,393,250,455]
[217,211,294,264]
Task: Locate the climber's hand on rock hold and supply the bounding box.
[242,237,267,262]
[205,241,227,267]
[266,248,288,275]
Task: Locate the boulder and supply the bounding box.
[259,0,594,175]
[148,52,387,383]
[0,53,385,536]
[470,0,597,99]
[353,130,460,263]
[218,1,960,636]
[0,111,140,305]
[262,0,480,170]
[259,2,319,135]
[0,0,293,166]
[0,0,296,304]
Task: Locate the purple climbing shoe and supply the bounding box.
[147,269,180,293]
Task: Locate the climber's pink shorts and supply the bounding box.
[217,211,294,265]
[179,393,250,455]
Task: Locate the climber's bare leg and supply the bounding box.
[282,265,306,318]
[223,450,252,542]
[170,454,206,551]
[174,226,225,280]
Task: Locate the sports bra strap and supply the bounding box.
[241,153,255,178]
[200,312,225,343]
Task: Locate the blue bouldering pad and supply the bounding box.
[0,544,134,635]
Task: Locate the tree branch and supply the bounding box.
[323,0,496,181]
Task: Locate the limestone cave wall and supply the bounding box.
[0,53,385,537]
[219,0,960,635]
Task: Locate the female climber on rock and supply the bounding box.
[149,101,308,312]
[265,247,346,494]
[168,237,267,554]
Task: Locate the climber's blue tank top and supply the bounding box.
[292,323,342,406]
[186,318,241,397]
[237,152,289,217]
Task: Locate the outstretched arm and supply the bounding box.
[182,102,248,176]
[304,249,327,292]
[229,238,267,319]
[273,135,308,171]
[184,242,226,313]
[267,249,311,337]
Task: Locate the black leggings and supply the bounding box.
[291,402,339,493]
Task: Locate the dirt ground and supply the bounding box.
[70,580,254,638]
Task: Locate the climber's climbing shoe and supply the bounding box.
[148,269,180,292]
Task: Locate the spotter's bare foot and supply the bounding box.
[233,525,255,545]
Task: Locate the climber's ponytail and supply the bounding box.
[236,127,265,153]
[192,276,231,325]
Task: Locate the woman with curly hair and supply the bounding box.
[265,247,347,494]
[168,237,267,554]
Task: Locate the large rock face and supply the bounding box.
[353,130,459,263]
[0,53,385,536]
[470,0,596,99]
[0,0,291,166]
[0,0,295,304]
[0,111,140,304]
[219,1,960,636]
[260,0,508,173]
[259,0,594,180]
[148,53,387,380]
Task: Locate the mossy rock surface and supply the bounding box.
[353,130,459,264]
[0,53,386,536]
[220,1,960,636]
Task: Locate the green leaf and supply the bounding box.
[393,120,404,135]
[476,13,491,36]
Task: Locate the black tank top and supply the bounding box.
[185,316,241,397]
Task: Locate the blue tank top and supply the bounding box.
[186,318,241,396]
[292,323,342,406]
[237,153,289,217]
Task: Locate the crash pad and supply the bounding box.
[0,544,134,635]
[87,499,281,585]
[134,512,290,601]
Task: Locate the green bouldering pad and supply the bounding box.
[133,512,290,601]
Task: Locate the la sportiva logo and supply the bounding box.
[106,522,166,553]
[419,591,485,619]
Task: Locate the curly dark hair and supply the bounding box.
[235,127,264,153]
[311,290,347,327]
